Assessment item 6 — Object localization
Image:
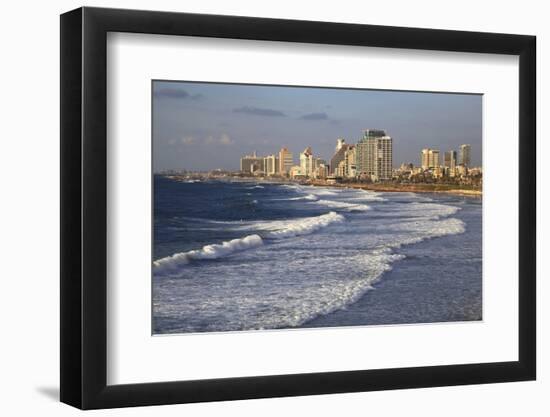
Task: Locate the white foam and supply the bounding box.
[153,234,263,275]
[230,211,345,238]
[286,193,319,201]
[154,212,345,275]
[305,188,339,196]
[153,187,476,333]
[315,199,371,211]
[265,212,345,239]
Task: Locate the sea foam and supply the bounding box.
[153,234,263,275]
[154,212,345,274]
[315,199,371,211]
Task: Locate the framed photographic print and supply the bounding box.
[60,6,536,409]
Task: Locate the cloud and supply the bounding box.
[154,88,202,100]
[300,112,329,120]
[233,106,286,117]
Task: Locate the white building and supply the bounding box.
[356,129,393,181]
[421,148,440,170]
[299,146,314,178]
[263,154,279,176]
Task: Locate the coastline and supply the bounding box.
[163,174,482,197]
[308,180,482,198]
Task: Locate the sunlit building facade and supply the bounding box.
[356,129,393,181]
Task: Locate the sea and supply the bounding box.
[153,175,482,334]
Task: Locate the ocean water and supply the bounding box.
[153,175,482,334]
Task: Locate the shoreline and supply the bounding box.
[308,180,482,197]
[162,174,482,198]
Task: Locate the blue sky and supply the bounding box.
[153,80,482,171]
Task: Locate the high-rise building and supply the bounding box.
[356,129,393,181]
[300,146,314,177]
[421,148,440,170]
[344,146,357,178]
[278,147,294,175]
[459,144,471,167]
[240,151,264,173]
[263,154,279,176]
[444,150,457,169]
[444,150,457,177]
[314,162,329,179]
[330,138,351,175]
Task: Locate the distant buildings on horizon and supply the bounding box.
[239,130,479,182]
[419,144,472,178]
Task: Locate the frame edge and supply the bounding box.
[60,7,84,409]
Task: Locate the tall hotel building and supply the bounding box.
[278,147,294,175]
[459,144,471,167]
[421,148,440,170]
[444,150,457,169]
[299,147,314,177]
[240,151,264,173]
[356,129,393,181]
[264,154,279,176]
[330,138,351,175]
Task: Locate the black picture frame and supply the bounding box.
[60,6,536,410]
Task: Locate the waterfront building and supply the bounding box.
[344,146,357,178]
[444,150,457,177]
[278,147,294,175]
[444,150,457,169]
[456,164,468,176]
[459,144,472,167]
[300,146,314,177]
[356,129,393,181]
[314,162,329,179]
[264,154,279,176]
[421,148,440,170]
[336,159,346,178]
[330,138,351,175]
[312,158,327,179]
[289,165,305,179]
[240,151,264,173]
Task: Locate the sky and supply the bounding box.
[152,80,482,172]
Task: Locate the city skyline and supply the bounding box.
[153,80,482,172]
[236,134,477,183]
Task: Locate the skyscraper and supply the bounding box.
[443,149,457,175]
[344,146,357,178]
[356,129,393,181]
[300,146,314,177]
[444,150,457,168]
[459,144,471,167]
[278,147,293,176]
[421,148,440,170]
[330,138,351,175]
[264,154,279,176]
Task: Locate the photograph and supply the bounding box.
[152,80,483,335]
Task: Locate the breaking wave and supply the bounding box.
[154,211,345,275]
[316,199,371,211]
[153,234,263,275]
